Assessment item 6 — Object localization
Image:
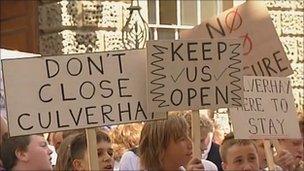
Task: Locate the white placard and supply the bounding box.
[2,50,165,136]
[181,1,293,77]
[230,76,301,139]
[147,39,243,113]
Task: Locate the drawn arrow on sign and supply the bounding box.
[171,68,185,83]
[214,68,228,81]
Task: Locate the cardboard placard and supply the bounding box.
[0,49,41,117]
[2,50,165,136]
[180,1,293,77]
[147,39,243,113]
[230,76,301,139]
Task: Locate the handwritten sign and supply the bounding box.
[230,76,301,139]
[181,1,293,77]
[2,50,165,136]
[147,39,243,113]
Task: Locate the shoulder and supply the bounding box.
[119,151,140,170]
[121,151,138,160]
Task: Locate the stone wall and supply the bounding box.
[266,1,304,112]
[39,0,130,55]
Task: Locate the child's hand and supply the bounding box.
[186,157,204,171]
[274,149,294,171]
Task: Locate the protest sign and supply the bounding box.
[2,49,165,136]
[230,76,301,139]
[147,39,243,113]
[180,1,293,77]
[0,49,41,118]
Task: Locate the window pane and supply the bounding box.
[201,0,218,21]
[181,0,197,25]
[158,28,175,40]
[160,0,177,24]
[148,0,156,24]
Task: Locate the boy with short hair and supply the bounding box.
[220,133,259,171]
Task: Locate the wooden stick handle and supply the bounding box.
[86,128,99,170]
[263,140,276,171]
[191,110,201,159]
[271,139,282,152]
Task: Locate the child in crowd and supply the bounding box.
[0,133,53,171]
[254,139,294,170]
[55,129,114,171]
[183,111,220,171]
[139,114,204,170]
[278,117,304,170]
[220,133,259,171]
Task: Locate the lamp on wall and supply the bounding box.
[122,0,148,50]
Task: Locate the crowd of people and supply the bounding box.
[0,111,303,171]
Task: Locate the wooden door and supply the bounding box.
[0,0,39,53]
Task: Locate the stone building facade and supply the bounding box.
[39,0,131,55]
[266,1,303,112]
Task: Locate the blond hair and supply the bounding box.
[110,123,142,149]
[182,110,214,139]
[139,114,189,170]
[109,123,143,160]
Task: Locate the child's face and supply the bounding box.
[164,135,193,167]
[97,141,114,170]
[223,144,259,171]
[75,141,114,171]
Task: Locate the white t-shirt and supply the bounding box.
[119,151,140,170]
[201,159,218,171]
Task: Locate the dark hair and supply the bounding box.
[62,129,85,139]
[66,129,111,160]
[220,132,258,163]
[0,133,31,170]
[55,129,111,170]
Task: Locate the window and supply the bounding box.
[147,0,223,40]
